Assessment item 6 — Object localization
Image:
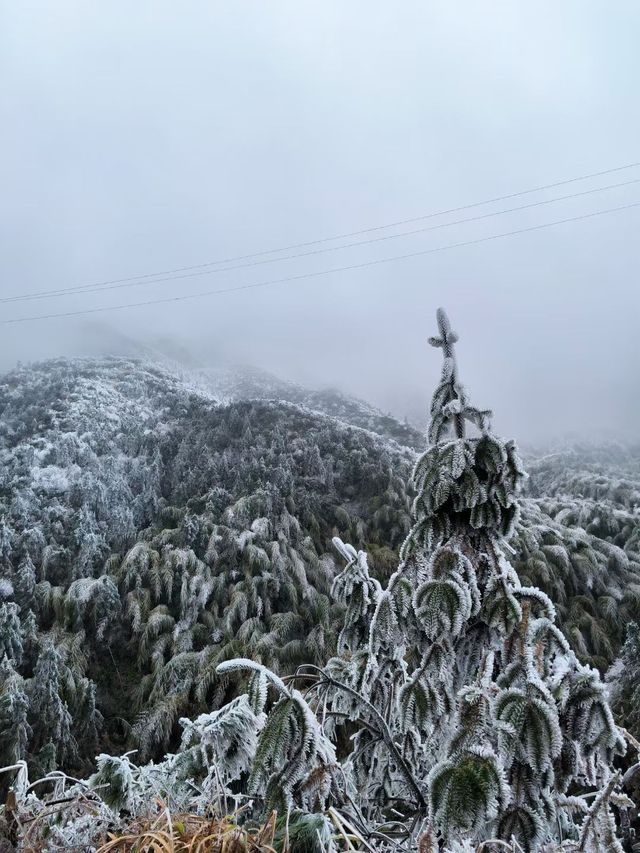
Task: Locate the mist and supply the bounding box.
[1,1,639,444]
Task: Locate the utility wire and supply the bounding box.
[3,160,640,305]
[3,175,640,306]
[3,199,639,326]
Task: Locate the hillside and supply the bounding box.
[0,357,638,781]
[199,363,425,449]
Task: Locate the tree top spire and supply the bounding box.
[427,307,492,443]
[428,306,460,360]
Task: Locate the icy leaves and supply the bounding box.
[216,659,337,811]
[405,436,526,557]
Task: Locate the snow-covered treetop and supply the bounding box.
[427,307,492,443]
[404,309,527,553]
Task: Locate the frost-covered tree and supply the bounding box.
[63,575,120,641]
[20,608,39,672]
[219,309,628,852]
[13,553,36,609]
[0,602,23,666]
[73,678,103,761]
[0,655,30,768]
[28,644,77,770]
[608,621,640,740]
[0,515,13,569]
[510,502,639,669]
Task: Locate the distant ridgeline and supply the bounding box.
[0,356,638,777]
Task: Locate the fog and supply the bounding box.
[1,2,639,443]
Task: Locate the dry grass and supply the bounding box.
[96,807,278,853]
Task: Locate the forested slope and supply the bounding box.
[0,357,638,780]
[199,363,425,449]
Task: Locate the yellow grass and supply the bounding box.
[96,807,278,853]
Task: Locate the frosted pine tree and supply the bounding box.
[0,655,30,767]
[220,309,627,852]
[14,554,36,609]
[329,309,626,850]
[0,602,23,666]
[28,644,77,770]
[74,679,102,761]
[608,621,640,739]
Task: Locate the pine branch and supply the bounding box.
[315,671,428,811]
[577,772,621,851]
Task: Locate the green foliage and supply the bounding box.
[273,810,337,853]
[428,748,508,837]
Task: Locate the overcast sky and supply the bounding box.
[1,2,639,442]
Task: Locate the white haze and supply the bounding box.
[1,2,639,442]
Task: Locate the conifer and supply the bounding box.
[0,656,30,767]
[221,308,628,851]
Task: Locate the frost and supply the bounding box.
[0,332,635,852]
[31,464,74,493]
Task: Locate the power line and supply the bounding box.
[3,174,640,306]
[3,160,640,305]
[4,198,638,326]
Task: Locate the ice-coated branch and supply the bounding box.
[317,672,428,811]
[216,658,291,698]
